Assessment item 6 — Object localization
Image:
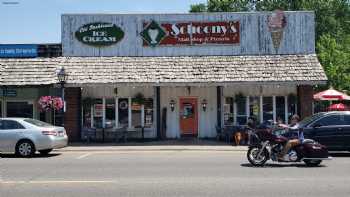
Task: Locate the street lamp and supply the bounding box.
[57,67,68,117]
[201,99,208,111]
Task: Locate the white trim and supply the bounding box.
[284,95,288,123]
[233,101,237,125]
[102,97,106,128]
[0,99,4,117]
[272,96,276,123]
[128,97,132,128]
[259,96,263,123]
[246,96,250,122]
[141,104,145,127]
[90,105,93,128]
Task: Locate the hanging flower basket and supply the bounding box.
[38,96,64,112]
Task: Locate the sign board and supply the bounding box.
[75,22,124,47]
[94,104,103,117]
[141,21,240,47]
[0,44,37,58]
[0,89,17,97]
[62,12,315,56]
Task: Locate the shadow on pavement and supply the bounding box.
[240,163,326,168]
[0,153,61,159]
[329,152,350,157]
[69,139,234,146]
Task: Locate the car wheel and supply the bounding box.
[39,149,53,155]
[16,140,35,157]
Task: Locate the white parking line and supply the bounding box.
[2,180,115,184]
[76,153,92,159]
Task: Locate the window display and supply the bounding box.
[236,96,247,125]
[6,101,33,118]
[144,98,153,128]
[105,99,115,128]
[263,97,273,122]
[276,96,286,123]
[224,97,234,126]
[118,98,129,128]
[249,96,260,123]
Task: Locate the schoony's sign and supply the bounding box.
[141,21,240,47]
[75,22,124,47]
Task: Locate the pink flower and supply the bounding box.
[38,96,64,112]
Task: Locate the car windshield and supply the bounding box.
[24,119,53,127]
[298,112,327,127]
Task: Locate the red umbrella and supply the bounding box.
[313,88,350,101]
[327,103,349,111]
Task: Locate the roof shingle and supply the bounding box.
[0,55,327,86]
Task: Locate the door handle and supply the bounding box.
[337,127,343,131]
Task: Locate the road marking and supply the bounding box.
[76,153,92,159]
[59,151,246,154]
[2,180,115,184]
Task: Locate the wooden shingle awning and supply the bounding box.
[0,54,327,86]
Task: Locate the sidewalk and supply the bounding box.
[57,140,248,152]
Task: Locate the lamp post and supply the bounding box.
[57,67,68,126]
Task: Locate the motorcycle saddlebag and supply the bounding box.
[302,143,329,158]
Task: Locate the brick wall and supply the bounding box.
[297,85,314,119]
[64,87,81,142]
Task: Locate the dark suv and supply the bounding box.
[299,111,350,151]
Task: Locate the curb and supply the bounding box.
[54,146,248,152]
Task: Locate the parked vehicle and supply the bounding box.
[297,111,350,151]
[0,118,68,157]
[247,128,331,167]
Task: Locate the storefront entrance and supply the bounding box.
[179,97,198,137]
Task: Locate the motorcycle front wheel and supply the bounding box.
[247,146,269,167]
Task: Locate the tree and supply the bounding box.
[189,0,350,92]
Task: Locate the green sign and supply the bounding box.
[140,20,167,47]
[75,22,124,47]
[0,89,17,97]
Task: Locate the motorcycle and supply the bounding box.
[246,127,332,167]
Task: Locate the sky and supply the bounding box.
[0,0,206,44]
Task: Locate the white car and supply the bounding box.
[0,118,68,157]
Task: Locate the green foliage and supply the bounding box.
[189,0,350,92]
[317,34,350,91]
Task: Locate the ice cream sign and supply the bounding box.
[268,10,287,52]
[140,20,240,47]
[75,22,124,47]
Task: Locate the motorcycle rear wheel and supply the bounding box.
[247,146,269,167]
[304,159,322,167]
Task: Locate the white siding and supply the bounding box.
[62,12,315,57]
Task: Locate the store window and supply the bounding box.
[276,96,286,123]
[249,96,260,123]
[144,98,153,128]
[131,99,142,128]
[236,96,247,125]
[6,101,33,118]
[93,99,103,128]
[105,99,116,128]
[288,95,297,123]
[224,97,234,126]
[118,98,129,128]
[263,97,273,122]
[82,99,92,128]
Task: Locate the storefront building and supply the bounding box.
[0,11,327,141]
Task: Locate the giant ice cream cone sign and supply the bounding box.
[268,10,286,52]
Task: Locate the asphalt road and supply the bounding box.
[1,150,349,197]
